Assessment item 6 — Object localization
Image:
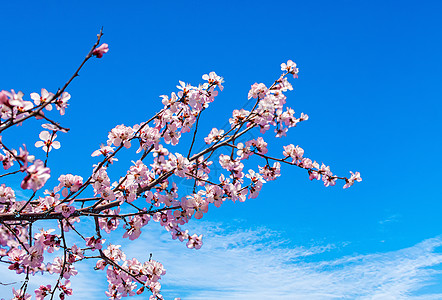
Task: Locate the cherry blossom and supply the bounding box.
[35,130,60,152]
[204,128,224,144]
[0,148,16,170]
[21,245,44,268]
[55,92,70,115]
[107,124,133,148]
[248,82,268,99]
[35,284,51,300]
[55,201,76,218]
[21,160,50,191]
[343,171,363,189]
[281,59,299,78]
[30,88,54,111]
[16,145,35,171]
[0,184,15,204]
[59,280,73,299]
[41,123,68,133]
[91,144,117,161]
[259,162,281,181]
[2,89,24,107]
[54,174,84,197]
[0,31,361,300]
[86,236,106,251]
[11,288,31,300]
[202,71,224,91]
[186,234,203,249]
[283,144,304,162]
[93,43,109,58]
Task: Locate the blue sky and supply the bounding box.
[1,0,442,299]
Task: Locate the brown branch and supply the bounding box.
[0,169,21,178]
[0,28,105,133]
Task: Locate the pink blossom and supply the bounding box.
[0,184,15,204]
[15,100,34,121]
[118,279,137,297]
[204,128,224,144]
[0,149,16,170]
[236,142,253,160]
[103,244,126,262]
[161,92,179,108]
[246,137,268,155]
[68,244,84,263]
[283,144,304,162]
[308,170,321,181]
[143,260,166,282]
[298,157,313,169]
[205,184,224,207]
[259,162,281,181]
[275,126,288,138]
[323,174,337,187]
[48,257,78,279]
[42,123,68,133]
[0,91,7,106]
[85,236,105,251]
[202,71,224,91]
[30,88,54,111]
[319,164,336,187]
[17,145,35,171]
[99,208,121,234]
[91,144,118,162]
[300,112,309,121]
[55,202,76,218]
[21,160,50,192]
[22,245,44,268]
[35,284,51,300]
[2,89,24,107]
[7,248,26,267]
[60,280,73,298]
[54,174,84,197]
[55,92,70,115]
[183,192,208,219]
[280,60,299,78]
[35,131,60,152]
[92,43,109,58]
[12,288,31,300]
[343,171,362,189]
[123,215,149,240]
[186,234,203,249]
[274,77,294,92]
[176,80,192,97]
[248,83,268,99]
[163,123,181,145]
[101,186,116,201]
[149,281,161,295]
[229,108,249,127]
[107,124,134,148]
[36,195,58,212]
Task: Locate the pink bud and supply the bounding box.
[92,43,109,58]
[0,91,7,105]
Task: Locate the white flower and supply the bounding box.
[35,131,60,152]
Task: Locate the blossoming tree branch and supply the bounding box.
[0,30,361,300]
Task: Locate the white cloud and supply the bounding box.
[379,214,400,225]
[0,222,441,300]
[124,222,442,300]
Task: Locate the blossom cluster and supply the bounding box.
[0,34,360,300]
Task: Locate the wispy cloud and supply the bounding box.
[1,222,441,300]
[379,214,401,225]
[124,222,442,300]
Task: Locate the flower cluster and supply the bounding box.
[0,45,361,300]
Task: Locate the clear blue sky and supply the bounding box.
[1,0,442,299]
